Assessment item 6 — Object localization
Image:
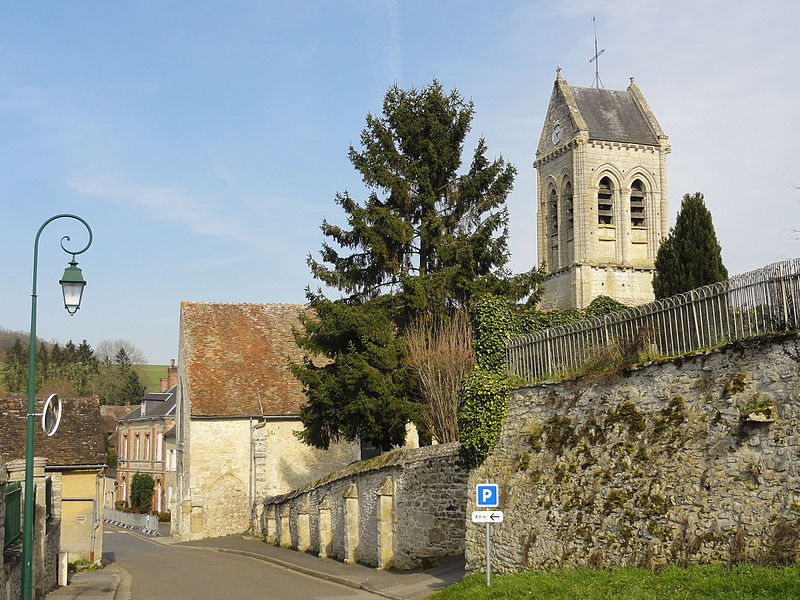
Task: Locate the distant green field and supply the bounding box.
[134,365,170,393]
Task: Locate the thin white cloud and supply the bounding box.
[386,0,404,83]
[66,173,267,248]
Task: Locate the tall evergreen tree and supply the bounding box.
[120,370,147,404]
[94,345,146,405]
[293,80,539,450]
[74,340,98,396]
[653,192,728,299]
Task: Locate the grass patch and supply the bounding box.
[133,364,169,393]
[429,565,800,599]
[68,559,103,574]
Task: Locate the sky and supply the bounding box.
[0,0,798,364]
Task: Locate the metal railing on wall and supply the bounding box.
[507,259,800,381]
[104,508,160,536]
[4,482,22,549]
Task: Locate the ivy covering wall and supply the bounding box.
[458,295,625,467]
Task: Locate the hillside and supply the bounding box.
[0,328,35,356]
[134,365,170,393]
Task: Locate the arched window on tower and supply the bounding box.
[630,179,646,227]
[597,177,613,225]
[563,181,574,233]
[548,188,559,269]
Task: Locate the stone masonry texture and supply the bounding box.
[467,333,800,572]
[264,443,468,569]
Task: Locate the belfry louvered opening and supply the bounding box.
[597,177,613,225]
[564,181,574,232]
[549,188,558,234]
[630,179,646,227]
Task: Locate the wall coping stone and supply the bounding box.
[264,441,460,505]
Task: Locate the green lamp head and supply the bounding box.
[59,258,86,316]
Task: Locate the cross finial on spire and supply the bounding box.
[590,16,605,88]
[630,76,636,86]
[556,65,562,79]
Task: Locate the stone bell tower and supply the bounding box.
[534,69,670,309]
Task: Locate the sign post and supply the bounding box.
[474,484,500,587]
[486,522,490,588]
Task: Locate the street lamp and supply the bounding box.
[59,259,87,316]
[22,214,92,600]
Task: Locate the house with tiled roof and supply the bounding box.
[0,396,106,563]
[115,372,177,513]
[99,404,131,508]
[172,302,360,540]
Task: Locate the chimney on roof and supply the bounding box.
[159,378,168,393]
[168,359,177,390]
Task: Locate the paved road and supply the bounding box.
[103,530,381,600]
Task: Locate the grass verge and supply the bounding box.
[429,565,800,600]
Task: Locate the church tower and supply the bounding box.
[534,69,670,309]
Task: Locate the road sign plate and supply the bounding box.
[472,510,503,523]
[476,483,499,507]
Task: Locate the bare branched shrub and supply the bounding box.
[570,325,657,380]
[405,311,474,443]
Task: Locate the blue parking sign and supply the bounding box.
[476,484,499,507]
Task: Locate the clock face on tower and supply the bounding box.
[551,122,563,145]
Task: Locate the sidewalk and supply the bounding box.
[45,528,464,600]
[44,565,130,600]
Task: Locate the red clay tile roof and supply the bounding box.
[180,303,310,417]
[0,396,106,467]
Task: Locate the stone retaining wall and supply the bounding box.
[467,333,800,572]
[263,442,467,569]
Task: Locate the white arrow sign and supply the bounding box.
[472,510,504,523]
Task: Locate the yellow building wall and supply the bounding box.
[59,470,103,562]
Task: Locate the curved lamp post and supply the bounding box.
[22,215,92,600]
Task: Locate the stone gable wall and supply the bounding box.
[467,334,800,572]
[263,443,468,569]
[173,417,357,541]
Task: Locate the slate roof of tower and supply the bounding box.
[570,86,659,145]
[0,397,106,467]
[180,303,309,417]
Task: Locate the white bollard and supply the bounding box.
[58,552,69,586]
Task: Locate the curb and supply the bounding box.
[215,548,403,600]
[109,565,132,600]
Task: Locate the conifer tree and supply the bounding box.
[2,338,27,394]
[293,80,539,450]
[653,192,728,299]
